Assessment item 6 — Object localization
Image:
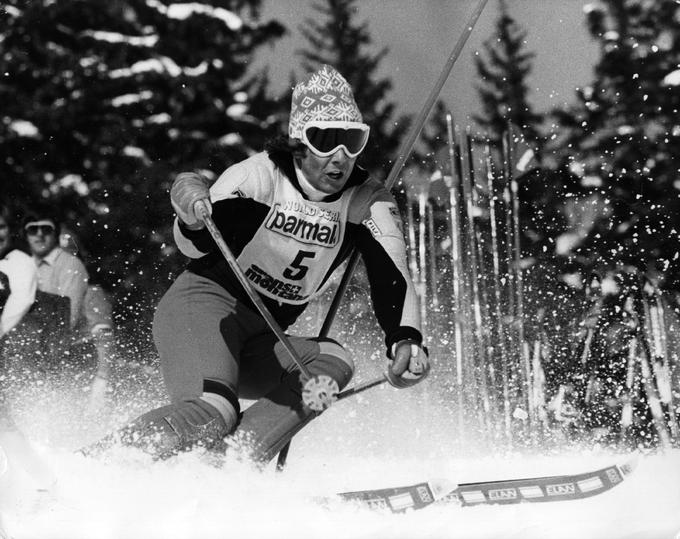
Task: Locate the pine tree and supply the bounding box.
[469,0,553,265]
[417,100,450,174]
[0,0,284,336]
[296,0,408,180]
[466,1,589,376]
[473,0,542,151]
[553,0,680,289]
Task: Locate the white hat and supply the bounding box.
[289,64,362,139]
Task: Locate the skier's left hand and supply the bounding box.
[386,340,430,388]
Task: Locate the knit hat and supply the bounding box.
[289,65,363,139]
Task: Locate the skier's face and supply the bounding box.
[297,146,357,196]
[25,220,58,258]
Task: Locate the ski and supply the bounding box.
[335,458,636,513]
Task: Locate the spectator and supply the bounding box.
[59,225,114,411]
[0,205,37,344]
[21,207,109,411]
[0,204,55,538]
[23,208,88,331]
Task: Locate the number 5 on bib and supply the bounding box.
[283,250,316,280]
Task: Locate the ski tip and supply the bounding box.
[618,455,639,477]
[428,478,458,500]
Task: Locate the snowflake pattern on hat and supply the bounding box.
[289,64,362,139]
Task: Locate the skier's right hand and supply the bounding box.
[170,172,212,229]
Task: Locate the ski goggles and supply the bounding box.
[301,121,370,158]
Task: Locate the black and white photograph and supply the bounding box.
[1,0,679,537]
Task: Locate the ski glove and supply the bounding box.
[170,172,212,229]
[386,339,430,389]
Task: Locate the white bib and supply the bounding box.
[237,178,350,305]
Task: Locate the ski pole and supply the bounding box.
[337,375,387,400]
[195,201,337,412]
[277,374,388,470]
[278,372,394,470]
[337,366,436,401]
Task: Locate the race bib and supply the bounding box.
[237,179,349,304]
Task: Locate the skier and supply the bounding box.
[96,65,429,464]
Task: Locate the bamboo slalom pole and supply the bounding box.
[501,135,519,414]
[636,340,672,449]
[449,128,475,427]
[646,288,679,440]
[503,127,531,433]
[468,133,498,427]
[510,144,530,430]
[406,198,419,294]
[459,129,493,431]
[426,198,440,311]
[621,342,637,435]
[417,189,429,338]
[483,144,512,442]
[475,218,499,433]
[635,282,679,442]
[445,113,466,437]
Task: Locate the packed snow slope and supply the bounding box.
[1,362,679,539]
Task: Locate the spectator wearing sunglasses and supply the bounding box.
[90,65,429,463]
[23,209,89,333]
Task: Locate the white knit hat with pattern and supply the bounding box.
[289,64,362,139]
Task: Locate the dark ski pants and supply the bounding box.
[152,270,354,463]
